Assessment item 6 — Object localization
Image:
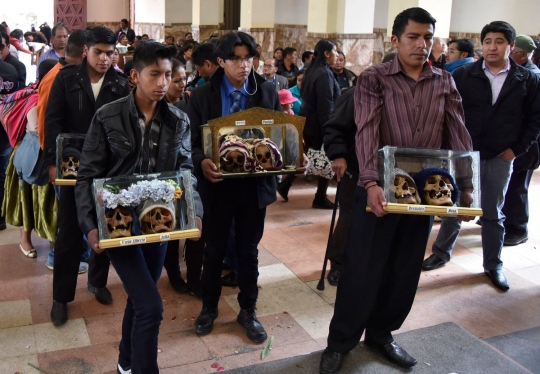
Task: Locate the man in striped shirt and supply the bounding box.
[320,8,473,374]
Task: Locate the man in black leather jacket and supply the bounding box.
[75,42,202,374]
[188,32,281,345]
[44,27,130,326]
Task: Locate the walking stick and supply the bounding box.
[317,180,342,291]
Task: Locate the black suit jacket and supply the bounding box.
[187,67,281,208]
[116,28,136,44]
[3,53,26,90]
[43,58,130,166]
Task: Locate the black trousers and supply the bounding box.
[163,238,204,289]
[327,175,357,271]
[53,186,110,303]
[502,169,533,237]
[201,178,266,310]
[327,188,430,353]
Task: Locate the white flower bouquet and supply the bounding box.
[102,179,182,209]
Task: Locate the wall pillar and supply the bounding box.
[192,0,223,42]
[134,0,165,41]
[238,0,276,59]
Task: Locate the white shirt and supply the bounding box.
[482,59,510,105]
[90,74,105,100]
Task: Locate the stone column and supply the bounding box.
[306,0,376,75]
[134,0,165,41]
[387,0,453,38]
[238,0,276,59]
[192,0,222,42]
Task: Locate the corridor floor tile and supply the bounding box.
[450,253,485,274]
[0,299,32,329]
[289,304,335,340]
[34,318,91,353]
[306,279,337,304]
[37,345,101,374]
[158,330,212,368]
[512,265,540,285]
[0,324,36,359]
[0,354,40,374]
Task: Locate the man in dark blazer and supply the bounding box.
[187,31,281,344]
[262,57,288,92]
[116,19,135,44]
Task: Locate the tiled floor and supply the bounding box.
[1,175,540,373]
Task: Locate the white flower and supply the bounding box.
[102,179,178,209]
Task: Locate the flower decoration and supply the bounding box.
[102,179,182,209]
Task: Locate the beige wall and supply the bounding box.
[275,0,309,25]
[450,0,540,36]
[165,0,192,24]
[136,0,165,23]
[387,0,452,37]
[374,0,389,29]
[240,0,276,28]
[87,0,129,23]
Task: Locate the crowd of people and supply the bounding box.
[1,8,540,374]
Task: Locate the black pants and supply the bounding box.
[327,188,430,353]
[53,186,110,303]
[163,239,204,290]
[502,169,533,237]
[201,178,266,310]
[327,175,357,271]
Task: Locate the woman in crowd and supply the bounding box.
[178,42,195,74]
[111,47,125,75]
[273,47,283,62]
[116,32,130,51]
[289,68,306,115]
[9,29,32,55]
[165,59,188,109]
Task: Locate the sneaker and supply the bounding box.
[312,196,336,209]
[78,262,89,274]
[117,363,132,374]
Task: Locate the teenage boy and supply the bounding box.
[44,26,130,326]
[75,41,202,374]
[188,31,281,344]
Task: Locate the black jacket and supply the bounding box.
[75,91,203,236]
[523,59,540,78]
[43,58,130,166]
[116,28,136,44]
[0,60,18,94]
[187,67,281,209]
[452,58,540,161]
[300,62,341,149]
[3,53,26,90]
[322,87,358,175]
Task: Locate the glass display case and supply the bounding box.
[369,146,483,217]
[93,170,200,248]
[202,107,305,178]
[55,133,86,186]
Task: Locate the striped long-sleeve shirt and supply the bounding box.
[354,57,473,187]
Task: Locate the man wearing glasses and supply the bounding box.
[262,57,288,92]
[187,31,281,343]
[444,38,475,73]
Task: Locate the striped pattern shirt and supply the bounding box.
[354,57,473,187]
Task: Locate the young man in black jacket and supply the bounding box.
[75,42,202,374]
[44,26,130,326]
[187,31,281,344]
[423,22,540,291]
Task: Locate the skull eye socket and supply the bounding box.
[237,155,245,164]
[394,178,400,186]
[402,181,409,190]
[427,176,438,184]
[265,152,271,159]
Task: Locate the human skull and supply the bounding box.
[254,144,273,170]
[393,175,419,204]
[424,175,454,206]
[61,156,79,179]
[221,150,245,173]
[105,207,133,238]
[140,207,174,234]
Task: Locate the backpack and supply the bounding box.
[13,131,49,186]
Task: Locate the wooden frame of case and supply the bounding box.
[207,107,305,178]
[55,133,85,186]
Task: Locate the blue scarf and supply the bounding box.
[445,57,475,74]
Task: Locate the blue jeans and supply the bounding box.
[107,241,167,374]
[432,156,514,270]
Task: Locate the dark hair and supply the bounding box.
[214,31,256,61]
[121,19,129,24]
[66,29,93,57]
[382,52,397,63]
[480,21,516,44]
[282,47,296,58]
[447,38,475,58]
[185,32,192,37]
[302,51,313,62]
[133,42,177,72]
[180,42,194,55]
[191,43,218,66]
[300,39,336,97]
[337,50,345,58]
[0,25,6,34]
[52,23,69,37]
[90,26,117,46]
[0,32,8,46]
[392,7,436,39]
[264,57,277,67]
[10,29,23,40]
[38,58,58,79]
[142,34,149,38]
[24,31,32,39]
[274,47,283,54]
[117,32,127,43]
[135,35,142,41]
[298,67,307,75]
[165,35,174,40]
[172,58,185,72]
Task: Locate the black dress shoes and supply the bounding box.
[237,309,267,343]
[194,307,218,335]
[51,301,67,326]
[88,284,113,304]
[276,182,290,202]
[365,340,417,368]
[485,270,510,291]
[503,233,528,246]
[422,254,446,271]
[220,271,238,287]
[169,276,189,293]
[313,196,336,210]
[319,347,344,374]
[327,269,340,286]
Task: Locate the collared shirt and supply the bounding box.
[134,96,163,173]
[37,48,62,78]
[482,59,511,104]
[355,57,472,187]
[265,75,276,87]
[220,73,251,116]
